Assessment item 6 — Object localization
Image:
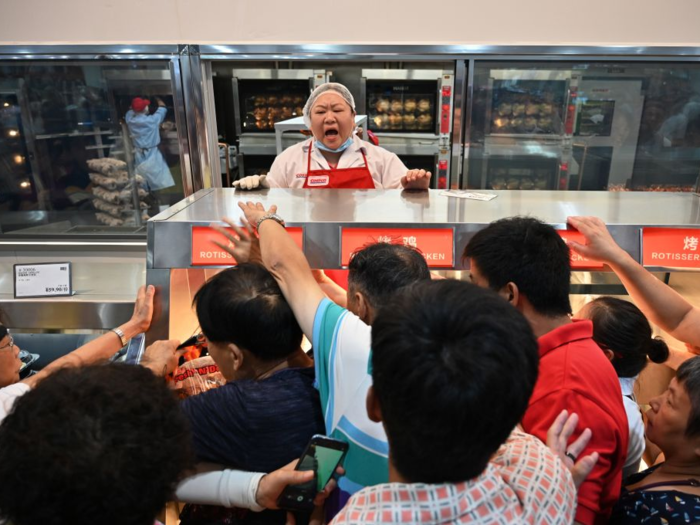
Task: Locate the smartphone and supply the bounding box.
[277,435,348,511]
[123,333,146,365]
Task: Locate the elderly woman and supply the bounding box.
[234,83,430,190]
[609,356,700,523]
[0,285,180,421]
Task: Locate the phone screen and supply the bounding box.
[278,435,348,511]
[300,442,346,492]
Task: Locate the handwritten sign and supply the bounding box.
[558,231,605,269]
[642,228,700,269]
[341,228,454,268]
[14,262,72,298]
[192,226,303,266]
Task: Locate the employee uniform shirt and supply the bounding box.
[330,430,576,525]
[521,320,629,525]
[620,375,645,481]
[313,298,389,513]
[125,107,167,150]
[0,382,30,423]
[267,136,407,189]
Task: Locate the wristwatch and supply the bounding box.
[111,327,128,347]
[256,213,285,230]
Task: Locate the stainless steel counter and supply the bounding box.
[148,188,700,270]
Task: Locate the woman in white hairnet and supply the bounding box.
[234,83,431,190]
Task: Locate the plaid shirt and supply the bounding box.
[330,430,576,524]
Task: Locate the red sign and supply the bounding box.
[192,226,303,266]
[558,230,605,269]
[642,228,700,269]
[341,228,454,268]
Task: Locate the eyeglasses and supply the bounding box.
[0,336,14,352]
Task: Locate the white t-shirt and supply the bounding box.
[0,382,31,422]
[620,376,645,480]
[267,136,407,189]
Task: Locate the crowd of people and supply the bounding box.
[1,207,700,525]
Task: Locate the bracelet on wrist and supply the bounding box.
[256,213,285,230]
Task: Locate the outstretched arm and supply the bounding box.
[22,285,156,388]
[567,216,700,347]
[238,202,326,343]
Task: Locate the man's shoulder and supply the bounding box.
[494,430,577,520]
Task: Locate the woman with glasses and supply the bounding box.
[0,285,181,422]
[577,296,670,479]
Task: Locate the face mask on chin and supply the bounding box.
[315,135,353,154]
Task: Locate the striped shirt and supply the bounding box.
[330,430,576,524]
[313,298,389,512]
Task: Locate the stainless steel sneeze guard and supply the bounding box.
[148,188,700,271]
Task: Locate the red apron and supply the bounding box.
[302,143,375,189]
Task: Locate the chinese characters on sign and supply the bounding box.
[341,228,454,268]
[14,263,72,298]
[684,236,698,251]
[643,228,700,269]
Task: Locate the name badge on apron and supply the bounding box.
[306,175,330,187]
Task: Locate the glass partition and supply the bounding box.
[0,61,185,236]
[466,61,700,191]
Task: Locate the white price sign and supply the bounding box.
[14,262,73,298]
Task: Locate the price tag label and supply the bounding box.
[191,226,304,266]
[14,262,72,298]
[341,228,454,268]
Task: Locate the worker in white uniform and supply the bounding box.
[125,96,175,192]
[233,83,431,190]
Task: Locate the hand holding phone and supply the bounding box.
[276,435,348,511]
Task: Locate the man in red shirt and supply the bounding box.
[463,216,628,525]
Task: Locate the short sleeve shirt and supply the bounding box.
[0,382,31,423]
[180,367,324,473]
[313,298,389,508]
[330,430,576,524]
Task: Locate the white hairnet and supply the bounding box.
[302,82,356,128]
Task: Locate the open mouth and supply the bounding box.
[324,129,339,138]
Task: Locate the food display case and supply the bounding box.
[360,70,455,189]
[145,188,700,342]
[232,69,329,177]
[570,80,645,191]
[480,69,577,191]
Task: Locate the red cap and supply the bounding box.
[131,97,150,112]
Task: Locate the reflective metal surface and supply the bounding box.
[0,248,146,330]
[197,45,700,59]
[148,188,700,270]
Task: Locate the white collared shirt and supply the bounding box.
[267,135,407,189]
[620,375,645,480]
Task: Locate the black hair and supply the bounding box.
[463,216,572,317]
[0,364,193,525]
[348,242,430,310]
[371,279,539,483]
[194,263,303,361]
[676,357,700,438]
[585,297,669,378]
[0,324,7,340]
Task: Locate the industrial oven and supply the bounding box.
[232,69,329,178]
[480,69,577,191]
[359,69,455,189]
